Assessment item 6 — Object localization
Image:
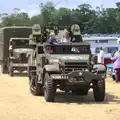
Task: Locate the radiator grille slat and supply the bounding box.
[64,62,88,74]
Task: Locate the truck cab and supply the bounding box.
[8,38,33,76]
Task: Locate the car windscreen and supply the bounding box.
[45,45,90,54]
[12,40,29,48]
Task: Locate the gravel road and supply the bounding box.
[0,74,120,120]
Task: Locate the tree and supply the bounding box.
[1,8,30,26]
[0,2,120,34]
[57,8,71,26]
[39,1,57,26]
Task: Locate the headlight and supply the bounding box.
[85,69,89,71]
[49,59,59,64]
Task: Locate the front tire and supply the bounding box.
[112,75,116,81]
[28,67,31,80]
[93,79,105,102]
[44,73,56,102]
[9,61,14,77]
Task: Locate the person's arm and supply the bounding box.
[72,37,75,41]
[53,39,57,44]
[110,56,119,61]
[60,37,63,43]
[48,38,53,44]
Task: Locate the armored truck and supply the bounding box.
[28,24,106,102]
[0,26,32,74]
[8,38,33,76]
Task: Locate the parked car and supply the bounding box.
[106,51,116,80]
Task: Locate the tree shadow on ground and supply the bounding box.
[54,91,120,104]
[3,73,28,77]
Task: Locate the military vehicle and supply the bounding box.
[0,26,32,74]
[8,38,33,76]
[28,24,106,102]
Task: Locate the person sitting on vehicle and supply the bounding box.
[48,32,57,44]
[47,32,57,54]
[111,51,120,83]
[60,29,75,43]
[67,26,73,39]
[41,26,49,42]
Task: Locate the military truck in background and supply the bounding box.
[0,26,32,74]
[8,38,33,76]
[28,24,106,102]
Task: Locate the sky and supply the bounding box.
[0,0,119,17]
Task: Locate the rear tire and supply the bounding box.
[29,70,43,96]
[44,73,56,102]
[93,79,105,102]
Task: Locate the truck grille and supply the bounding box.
[64,62,88,74]
[19,53,27,63]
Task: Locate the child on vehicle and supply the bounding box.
[48,32,57,44]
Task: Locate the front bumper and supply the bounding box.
[50,71,105,83]
[13,63,28,67]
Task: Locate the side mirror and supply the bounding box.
[32,51,36,58]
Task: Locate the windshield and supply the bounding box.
[44,45,90,54]
[12,39,29,48]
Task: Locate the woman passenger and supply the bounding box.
[60,29,75,43]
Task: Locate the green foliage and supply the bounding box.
[0,1,120,33]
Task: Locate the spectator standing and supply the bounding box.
[111,51,120,83]
[97,47,104,64]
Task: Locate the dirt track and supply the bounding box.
[0,74,120,120]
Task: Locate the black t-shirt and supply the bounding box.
[42,30,49,41]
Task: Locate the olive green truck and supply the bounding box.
[0,26,32,75]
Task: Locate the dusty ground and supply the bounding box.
[0,74,120,120]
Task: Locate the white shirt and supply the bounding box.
[97,50,104,63]
[60,37,75,43]
[61,37,71,43]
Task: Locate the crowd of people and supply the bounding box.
[98,47,120,83]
